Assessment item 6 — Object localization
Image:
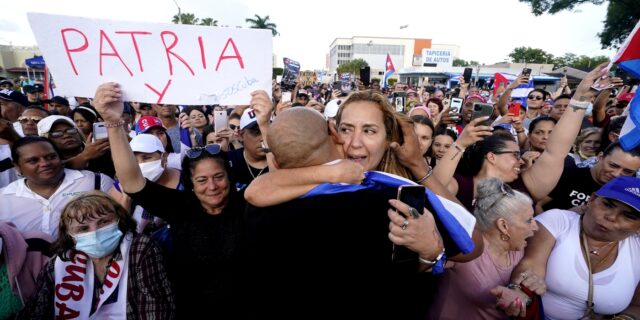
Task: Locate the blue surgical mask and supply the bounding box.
[72,222,123,258]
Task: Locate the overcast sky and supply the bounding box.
[0,0,615,70]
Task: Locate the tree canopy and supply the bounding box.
[245,14,279,37]
[453,58,480,67]
[507,46,610,71]
[336,59,369,75]
[518,0,640,48]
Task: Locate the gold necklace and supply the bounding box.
[243,151,266,179]
[587,241,616,256]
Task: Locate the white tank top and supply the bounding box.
[537,209,640,319]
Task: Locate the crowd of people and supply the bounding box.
[0,59,638,320]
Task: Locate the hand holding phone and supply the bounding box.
[508,103,521,116]
[392,185,425,263]
[463,68,473,84]
[213,111,228,132]
[471,102,495,125]
[92,122,108,142]
[450,98,463,114]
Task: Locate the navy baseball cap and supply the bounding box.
[595,176,640,213]
[0,89,28,106]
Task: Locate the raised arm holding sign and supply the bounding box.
[28,13,272,105]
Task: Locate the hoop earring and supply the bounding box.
[500,233,510,241]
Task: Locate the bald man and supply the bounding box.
[245,108,470,319]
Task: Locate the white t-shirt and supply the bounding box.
[537,209,640,319]
[0,144,17,189]
[0,169,114,238]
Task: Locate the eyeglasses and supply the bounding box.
[18,116,43,124]
[186,144,222,159]
[49,128,79,138]
[527,95,544,101]
[493,150,521,160]
[229,124,238,130]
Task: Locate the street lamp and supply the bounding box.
[172,0,182,24]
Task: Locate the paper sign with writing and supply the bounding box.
[299,71,317,87]
[28,13,272,105]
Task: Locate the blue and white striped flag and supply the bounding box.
[619,95,640,151]
[302,170,476,274]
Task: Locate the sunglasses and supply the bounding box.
[186,143,222,159]
[229,124,239,130]
[18,116,43,124]
[527,95,543,101]
[49,128,79,138]
[493,150,521,160]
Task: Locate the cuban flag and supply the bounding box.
[382,53,396,89]
[613,19,640,79]
[302,170,476,274]
[493,72,534,105]
[620,95,640,151]
[611,22,640,151]
[615,19,640,151]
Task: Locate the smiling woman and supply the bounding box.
[94,82,249,318]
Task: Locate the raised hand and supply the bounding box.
[456,116,494,149]
[93,82,124,123]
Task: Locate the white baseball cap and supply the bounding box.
[37,115,77,137]
[130,134,165,154]
[324,99,343,119]
[240,108,258,130]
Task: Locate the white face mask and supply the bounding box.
[139,159,164,182]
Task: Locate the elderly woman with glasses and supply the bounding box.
[428,178,537,319]
[94,82,254,319]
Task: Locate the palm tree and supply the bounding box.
[200,18,218,26]
[245,14,278,37]
[172,13,199,25]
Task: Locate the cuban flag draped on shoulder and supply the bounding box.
[383,53,396,89]
[302,170,476,274]
[614,19,640,151]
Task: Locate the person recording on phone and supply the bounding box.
[37,115,115,178]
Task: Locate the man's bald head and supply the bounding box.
[268,108,334,169]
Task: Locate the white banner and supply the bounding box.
[28,13,272,105]
[422,49,453,68]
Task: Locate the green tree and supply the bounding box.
[508,46,555,64]
[453,58,469,67]
[518,0,640,48]
[453,59,481,66]
[245,14,279,37]
[552,53,578,67]
[272,67,283,79]
[172,12,199,25]
[570,55,610,71]
[200,18,218,26]
[336,59,369,75]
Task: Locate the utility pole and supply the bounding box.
[172,0,182,24]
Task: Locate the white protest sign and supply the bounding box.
[422,49,453,68]
[28,13,272,105]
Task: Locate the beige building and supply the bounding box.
[0,45,44,82]
[328,36,460,80]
